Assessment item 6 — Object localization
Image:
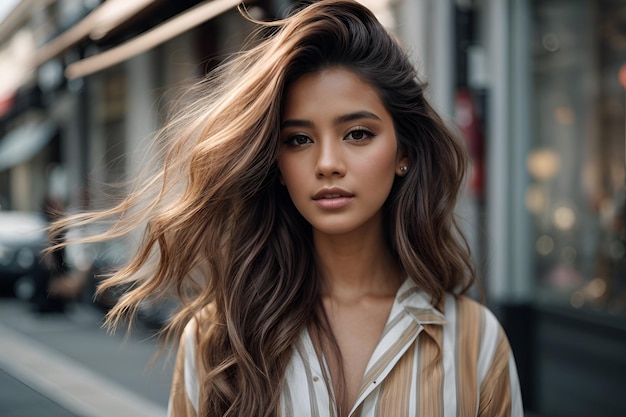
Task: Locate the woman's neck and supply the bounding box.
[313,227,403,301]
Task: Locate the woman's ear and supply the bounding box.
[396,155,410,176]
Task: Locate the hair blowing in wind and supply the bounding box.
[50,1,475,416]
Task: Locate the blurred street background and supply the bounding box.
[0,297,173,417]
[0,0,625,416]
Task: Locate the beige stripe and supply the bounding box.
[455,297,482,417]
[478,329,512,417]
[415,349,421,415]
[380,309,407,340]
[377,343,416,417]
[421,322,443,353]
[405,307,447,324]
[418,324,444,417]
[397,285,419,303]
[358,321,421,398]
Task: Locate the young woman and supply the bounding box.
[53,1,523,416]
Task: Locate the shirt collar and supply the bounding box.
[396,278,447,326]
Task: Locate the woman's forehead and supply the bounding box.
[282,68,388,122]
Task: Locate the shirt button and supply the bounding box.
[313,376,320,382]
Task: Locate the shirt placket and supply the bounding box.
[346,308,424,417]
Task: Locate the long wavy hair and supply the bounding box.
[51,1,475,416]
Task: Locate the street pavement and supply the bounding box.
[0,297,174,417]
[0,368,79,417]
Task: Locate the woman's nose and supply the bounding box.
[315,139,346,178]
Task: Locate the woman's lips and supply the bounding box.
[312,192,354,209]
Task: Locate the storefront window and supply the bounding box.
[530,0,626,314]
[91,70,127,187]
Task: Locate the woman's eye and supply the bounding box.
[286,134,312,146]
[346,129,373,141]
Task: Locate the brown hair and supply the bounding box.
[51,1,475,416]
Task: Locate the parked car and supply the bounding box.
[0,211,48,299]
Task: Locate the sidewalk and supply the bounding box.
[0,299,170,417]
[0,368,81,417]
[0,321,168,417]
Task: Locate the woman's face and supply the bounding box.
[278,67,408,237]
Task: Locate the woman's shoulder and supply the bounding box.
[444,293,504,329]
[444,294,523,413]
[438,294,512,374]
[442,293,513,362]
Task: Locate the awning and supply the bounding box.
[0,120,57,171]
[65,0,242,80]
[89,0,160,40]
[30,0,158,68]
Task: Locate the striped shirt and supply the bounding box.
[168,278,523,417]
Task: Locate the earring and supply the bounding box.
[400,166,408,173]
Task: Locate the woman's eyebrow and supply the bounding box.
[281,119,314,129]
[333,111,381,125]
[281,111,381,130]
